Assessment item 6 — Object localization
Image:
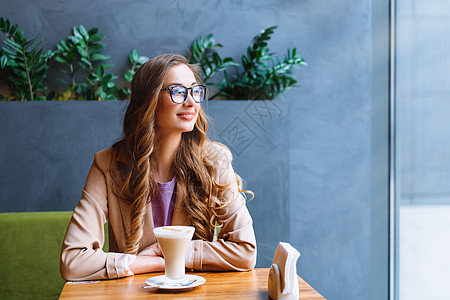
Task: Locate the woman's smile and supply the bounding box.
[176,111,196,120]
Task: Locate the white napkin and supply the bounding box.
[268,242,301,300]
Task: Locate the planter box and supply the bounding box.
[0,99,290,267]
[0,101,126,212]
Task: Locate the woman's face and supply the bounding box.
[156,64,201,135]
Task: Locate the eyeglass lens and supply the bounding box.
[170,85,206,103]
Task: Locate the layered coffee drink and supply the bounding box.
[153,226,195,280]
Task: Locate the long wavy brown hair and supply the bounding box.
[110,54,249,254]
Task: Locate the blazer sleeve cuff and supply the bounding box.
[106,252,136,279]
[192,240,203,271]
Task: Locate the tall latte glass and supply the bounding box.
[153,226,195,282]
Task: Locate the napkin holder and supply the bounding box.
[268,242,301,300]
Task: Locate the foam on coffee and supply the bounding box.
[153,226,194,237]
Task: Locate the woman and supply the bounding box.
[60,54,257,280]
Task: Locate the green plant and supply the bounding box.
[1,19,305,101]
[187,34,238,87]
[53,25,118,100]
[188,26,306,100]
[0,17,54,100]
[52,33,79,100]
[119,49,149,99]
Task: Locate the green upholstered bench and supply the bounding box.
[0,211,109,299]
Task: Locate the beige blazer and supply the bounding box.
[60,143,257,281]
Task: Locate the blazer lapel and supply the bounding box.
[171,182,188,225]
[141,204,157,248]
[117,197,158,251]
[112,149,159,250]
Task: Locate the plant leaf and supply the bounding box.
[0,55,8,68]
[130,49,138,63]
[86,33,101,44]
[124,69,134,82]
[91,53,110,62]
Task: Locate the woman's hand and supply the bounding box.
[129,242,165,274]
[138,242,163,257]
[129,256,165,274]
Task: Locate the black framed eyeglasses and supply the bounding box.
[160,85,207,103]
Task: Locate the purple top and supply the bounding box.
[151,177,176,228]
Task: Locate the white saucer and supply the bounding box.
[145,274,206,290]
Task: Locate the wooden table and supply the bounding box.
[59,268,325,299]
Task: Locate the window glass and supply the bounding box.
[395,1,450,299]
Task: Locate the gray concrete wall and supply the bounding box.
[287,2,372,298]
[0,1,374,299]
